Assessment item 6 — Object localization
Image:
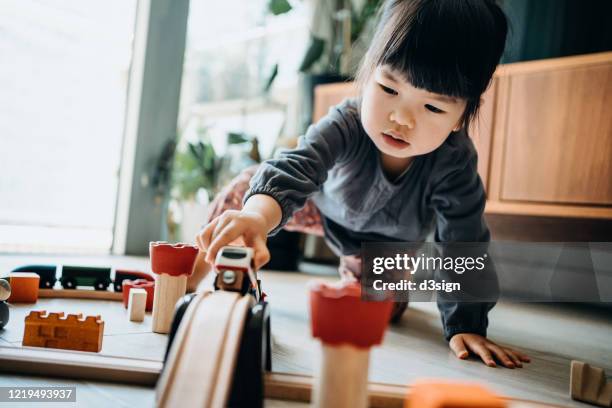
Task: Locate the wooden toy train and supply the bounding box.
[10,265,153,292]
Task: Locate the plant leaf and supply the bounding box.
[268,0,292,16]
[299,37,326,72]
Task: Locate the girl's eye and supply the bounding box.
[425,104,445,114]
[379,84,398,96]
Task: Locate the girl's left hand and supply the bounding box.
[449,333,531,368]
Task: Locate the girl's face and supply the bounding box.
[360,65,467,161]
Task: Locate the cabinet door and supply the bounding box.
[501,63,612,205]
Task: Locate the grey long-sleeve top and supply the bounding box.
[244,98,494,340]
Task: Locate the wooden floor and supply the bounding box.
[0,254,611,407]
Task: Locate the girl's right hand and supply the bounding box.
[196,209,271,270]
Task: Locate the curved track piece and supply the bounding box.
[156,291,253,407]
[164,292,198,362]
[227,301,271,408]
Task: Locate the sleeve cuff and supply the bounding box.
[243,188,293,236]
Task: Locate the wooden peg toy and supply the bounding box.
[23,310,104,352]
[571,360,612,407]
[122,279,155,311]
[128,288,147,322]
[7,272,40,303]
[150,242,199,334]
[309,281,393,408]
[406,381,506,408]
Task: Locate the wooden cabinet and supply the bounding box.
[313,52,612,220]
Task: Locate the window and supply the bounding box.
[0,0,138,253]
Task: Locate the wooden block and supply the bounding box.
[151,273,187,333]
[570,360,612,407]
[122,279,155,311]
[23,310,104,352]
[7,272,40,303]
[128,288,147,322]
[406,381,506,408]
[150,242,198,334]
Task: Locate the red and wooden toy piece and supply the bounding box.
[309,281,392,408]
[23,310,104,352]
[122,279,155,311]
[150,242,198,334]
[7,272,40,303]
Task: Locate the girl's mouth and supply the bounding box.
[381,132,410,149]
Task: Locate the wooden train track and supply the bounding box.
[0,346,566,407]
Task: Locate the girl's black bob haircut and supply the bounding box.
[355,0,508,130]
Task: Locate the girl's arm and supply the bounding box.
[243,99,361,235]
[200,99,361,267]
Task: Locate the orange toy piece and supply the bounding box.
[23,310,104,353]
[7,272,40,303]
[406,381,506,408]
[122,279,155,311]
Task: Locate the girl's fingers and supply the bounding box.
[469,342,496,367]
[212,213,234,243]
[507,347,531,363]
[486,343,515,368]
[505,349,523,368]
[250,235,270,270]
[198,217,219,253]
[449,336,469,359]
[207,222,244,264]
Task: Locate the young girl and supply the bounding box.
[192,0,530,369]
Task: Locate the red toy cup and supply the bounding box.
[122,279,155,311]
[309,281,393,349]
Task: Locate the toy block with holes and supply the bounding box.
[149,242,199,334]
[122,279,155,311]
[7,272,40,303]
[128,288,147,322]
[23,310,104,352]
[570,360,612,407]
[309,281,393,408]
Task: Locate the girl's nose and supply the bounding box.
[389,110,415,129]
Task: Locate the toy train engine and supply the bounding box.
[213,246,261,301]
[60,266,112,291]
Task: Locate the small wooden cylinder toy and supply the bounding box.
[128,288,147,322]
[122,279,155,311]
[309,281,393,408]
[150,242,198,334]
[7,272,40,303]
